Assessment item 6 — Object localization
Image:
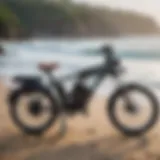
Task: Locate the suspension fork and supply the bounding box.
[113,75,137,113]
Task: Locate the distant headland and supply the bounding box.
[0,0,160,39]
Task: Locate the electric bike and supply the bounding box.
[8,46,159,136]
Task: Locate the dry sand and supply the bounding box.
[0,81,160,160]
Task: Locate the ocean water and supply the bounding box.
[1,37,160,96]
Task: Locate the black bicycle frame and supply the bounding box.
[45,58,120,110]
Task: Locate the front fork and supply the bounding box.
[113,75,138,114]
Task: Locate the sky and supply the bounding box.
[74,0,160,24]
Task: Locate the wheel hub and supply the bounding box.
[29,100,43,116]
[125,103,138,114]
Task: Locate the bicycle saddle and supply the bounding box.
[38,62,59,72]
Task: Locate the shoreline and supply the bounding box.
[2,34,160,42]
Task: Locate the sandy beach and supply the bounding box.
[0,80,160,160]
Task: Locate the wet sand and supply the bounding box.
[0,81,160,160]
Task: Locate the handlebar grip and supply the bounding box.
[101,45,115,60]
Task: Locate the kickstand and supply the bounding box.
[58,113,68,136]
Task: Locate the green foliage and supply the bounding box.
[0,3,19,25]
[0,2,21,38]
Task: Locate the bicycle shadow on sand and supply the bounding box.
[0,127,148,160]
[26,135,148,160]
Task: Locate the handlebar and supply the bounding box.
[100,45,126,76]
[101,45,116,61]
